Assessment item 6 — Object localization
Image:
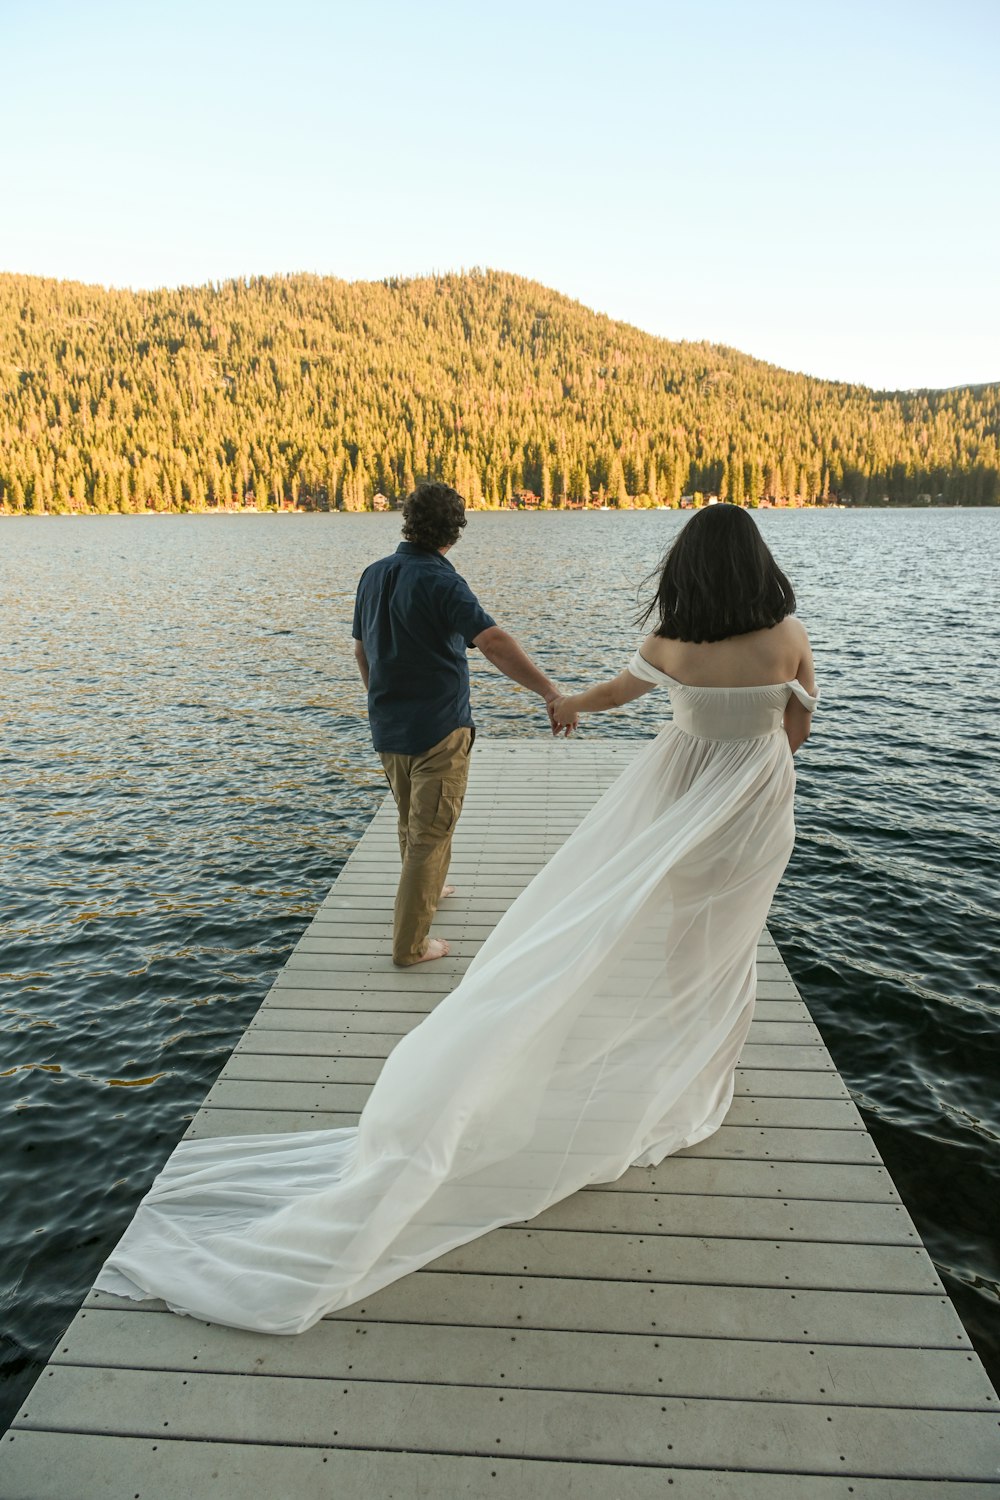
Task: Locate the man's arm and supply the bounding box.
[472,625,559,703]
[353,638,370,689]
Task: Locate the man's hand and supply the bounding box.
[547,693,579,736]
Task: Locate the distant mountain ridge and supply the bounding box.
[0,269,997,512]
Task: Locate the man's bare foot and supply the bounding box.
[441,884,456,898]
[411,937,450,964]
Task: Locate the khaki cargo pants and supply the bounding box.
[379,728,473,966]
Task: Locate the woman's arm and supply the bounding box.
[784,625,817,754]
[551,669,654,728]
[784,697,812,753]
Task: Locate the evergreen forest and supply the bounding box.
[1,269,997,515]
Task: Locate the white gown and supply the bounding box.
[97,651,818,1334]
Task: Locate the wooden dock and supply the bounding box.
[3,740,999,1498]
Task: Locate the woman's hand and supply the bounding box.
[548,694,580,735]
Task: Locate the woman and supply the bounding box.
[97,504,816,1334]
[551,501,815,749]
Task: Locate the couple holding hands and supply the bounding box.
[352,481,815,969]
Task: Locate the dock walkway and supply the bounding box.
[3,741,999,1497]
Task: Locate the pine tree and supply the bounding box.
[730,454,745,506]
[609,452,628,507]
[781,455,797,505]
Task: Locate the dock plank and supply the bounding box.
[5,1435,1000,1500]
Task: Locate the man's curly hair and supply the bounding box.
[401,482,467,551]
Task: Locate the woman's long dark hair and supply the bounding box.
[637,504,796,643]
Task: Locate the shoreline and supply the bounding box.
[1,501,992,519]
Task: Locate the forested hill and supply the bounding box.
[1,269,997,513]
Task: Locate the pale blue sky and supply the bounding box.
[2,0,997,390]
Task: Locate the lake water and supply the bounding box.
[2,508,998,1428]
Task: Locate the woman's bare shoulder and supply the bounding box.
[772,615,811,661]
[777,614,809,642]
[637,632,679,669]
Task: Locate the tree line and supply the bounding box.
[1,268,997,515]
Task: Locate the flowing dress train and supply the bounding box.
[96,652,818,1333]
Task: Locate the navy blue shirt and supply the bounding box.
[352,542,496,755]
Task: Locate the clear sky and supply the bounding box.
[2,0,997,391]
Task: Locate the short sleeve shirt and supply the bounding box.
[352,542,496,754]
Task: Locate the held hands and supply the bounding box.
[545,692,579,736]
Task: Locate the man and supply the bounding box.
[353,482,566,967]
